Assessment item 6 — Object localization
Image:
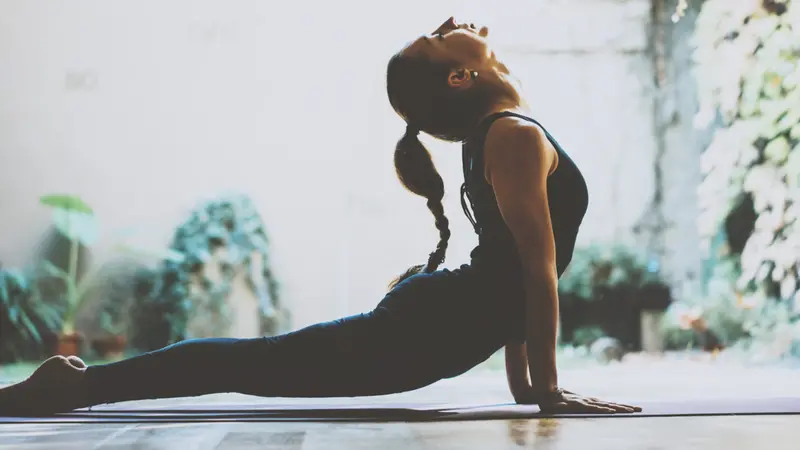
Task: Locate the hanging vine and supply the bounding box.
[691,0,799,355]
[129,194,288,350]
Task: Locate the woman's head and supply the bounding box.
[387,17,508,141]
[385,17,518,290]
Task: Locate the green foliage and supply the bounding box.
[39,195,94,214]
[38,194,98,334]
[662,326,697,350]
[571,326,607,347]
[0,267,64,363]
[128,263,193,351]
[558,243,671,349]
[664,257,800,357]
[694,0,799,283]
[664,261,750,346]
[692,0,800,356]
[36,193,183,336]
[129,194,285,350]
[558,243,666,301]
[0,193,99,359]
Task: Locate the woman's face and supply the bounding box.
[403,17,493,70]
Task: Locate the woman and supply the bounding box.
[0,17,639,416]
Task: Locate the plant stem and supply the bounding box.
[64,216,79,335]
[68,236,78,290]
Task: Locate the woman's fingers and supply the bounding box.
[538,389,643,414]
[585,397,634,412]
[567,401,616,414]
[560,390,642,413]
[585,398,641,412]
[541,400,616,414]
[585,399,636,413]
[614,403,641,412]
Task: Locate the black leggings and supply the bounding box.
[84,267,518,406]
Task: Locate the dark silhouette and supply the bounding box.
[0,17,639,416]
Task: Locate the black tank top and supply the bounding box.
[460,112,589,280]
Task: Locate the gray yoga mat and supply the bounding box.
[1,397,799,424]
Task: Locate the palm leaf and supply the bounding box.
[40,260,68,279]
[40,197,99,246]
[39,194,94,214]
[38,305,63,331]
[18,311,42,344]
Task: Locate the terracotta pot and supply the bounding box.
[92,335,127,359]
[56,332,85,357]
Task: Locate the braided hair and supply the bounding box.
[387,125,452,290]
[384,50,495,290]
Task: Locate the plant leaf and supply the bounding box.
[40,260,68,279]
[7,302,19,324]
[38,305,62,331]
[18,311,42,344]
[115,242,186,263]
[39,194,94,214]
[51,208,99,246]
[0,273,9,307]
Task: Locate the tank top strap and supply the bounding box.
[460,111,526,236]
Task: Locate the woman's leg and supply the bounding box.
[83,308,432,407]
[1,268,505,415]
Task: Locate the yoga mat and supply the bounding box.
[1,397,799,424]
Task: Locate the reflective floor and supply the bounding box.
[0,415,795,450]
[1,360,798,449]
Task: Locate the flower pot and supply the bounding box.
[92,335,127,359]
[640,310,666,353]
[56,332,85,356]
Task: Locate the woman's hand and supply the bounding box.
[516,388,641,414]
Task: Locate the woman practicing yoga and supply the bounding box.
[1,17,640,415]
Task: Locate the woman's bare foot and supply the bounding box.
[66,355,87,369]
[0,355,90,416]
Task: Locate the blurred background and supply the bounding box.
[1,0,798,392]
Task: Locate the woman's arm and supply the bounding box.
[505,341,534,403]
[484,117,640,414]
[484,117,560,396]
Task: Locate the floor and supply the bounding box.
[2,358,799,449]
[3,416,798,450]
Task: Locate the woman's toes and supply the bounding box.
[66,356,87,369]
[1,356,90,415]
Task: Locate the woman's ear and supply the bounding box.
[447,68,476,89]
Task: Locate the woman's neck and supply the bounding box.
[479,67,531,121]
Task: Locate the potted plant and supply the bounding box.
[128,264,193,352]
[0,266,63,363]
[91,311,128,359]
[558,243,672,350]
[37,193,187,357]
[37,194,99,356]
[126,194,285,349]
[90,267,137,359]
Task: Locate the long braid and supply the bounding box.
[384,45,498,290]
[388,127,452,290]
[423,197,450,272]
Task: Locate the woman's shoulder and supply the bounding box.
[486,114,545,141]
[483,115,557,177]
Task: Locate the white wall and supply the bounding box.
[0,0,661,330]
